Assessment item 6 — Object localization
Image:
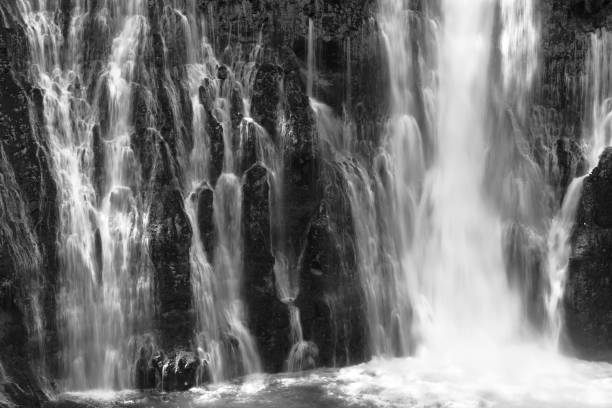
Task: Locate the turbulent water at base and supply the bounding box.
[58,354,612,407]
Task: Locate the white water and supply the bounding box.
[377,0,523,353]
[419,0,520,346]
[62,353,612,407]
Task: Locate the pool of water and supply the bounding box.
[55,346,612,408]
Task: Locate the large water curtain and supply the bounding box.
[376,0,546,354]
[19,0,153,389]
[420,0,521,348]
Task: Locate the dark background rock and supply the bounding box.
[565,147,612,360]
[147,140,194,351]
[296,161,369,367]
[242,163,291,373]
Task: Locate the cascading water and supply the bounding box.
[6,0,612,406]
[377,0,523,353]
[164,8,263,382]
[18,0,266,389]
[18,0,154,389]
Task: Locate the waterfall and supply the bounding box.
[17,0,265,388]
[375,0,546,353]
[417,0,519,347]
[164,7,263,382]
[17,0,154,389]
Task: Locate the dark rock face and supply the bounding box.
[0,4,59,406]
[148,140,194,351]
[242,164,291,373]
[280,55,321,282]
[196,184,215,258]
[0,148,48,407]
[297,162,369,367]
[534,0,596,201]
[565,147,612,360]
[252,64,283,138]
[198,80,224,185]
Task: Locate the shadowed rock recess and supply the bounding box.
[0,0,612,406]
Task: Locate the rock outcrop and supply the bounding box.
[297,161,369,367]
[565,147,612,360]
[0,3,59,406]
[242,163,291,373]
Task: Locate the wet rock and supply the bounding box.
[242,164,291,373]
[0,6,59,400]
[296,162,369,368]
[565,147,612,361]
[198,81,215,113]
[58,0,74,50]
[197,80,224,185]
[148,140,194,350]
[208,114,224,186]
[92,124,105,201]
[152,351,200,392]
[238,121,259,174]
[161,8,191,68]
[0,151,48,408]
[217,65,229,81]
[196,184,215,258]
[131,128,161,191]
[132,84,154,136]
[81,8,111,86]
[230,82,244,131]
[555,137,588,201]
[287,340,319,371]
[251,64,282,138]
[134,347,156,390]
[280,55,320,286]
[94,228,102,286]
